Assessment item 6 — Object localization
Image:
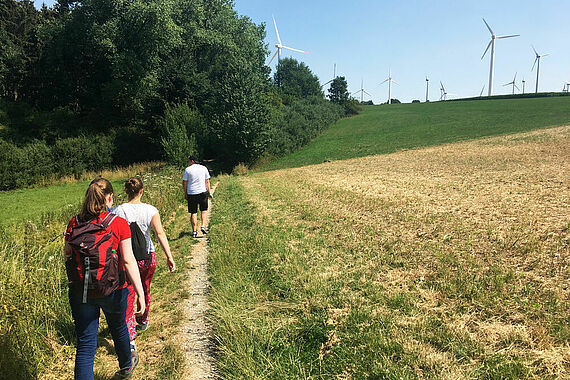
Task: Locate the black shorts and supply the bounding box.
[187,192,208,214]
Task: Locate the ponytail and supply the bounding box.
[80,178,114,221]
[124,176,144,200]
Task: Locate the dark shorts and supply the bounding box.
[187,192,208,214]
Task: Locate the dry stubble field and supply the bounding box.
[231,125,569,378]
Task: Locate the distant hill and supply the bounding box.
[260,96,570,171]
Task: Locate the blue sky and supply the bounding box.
[35,0,570,103]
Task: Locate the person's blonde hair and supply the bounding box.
[80,178,114,221]
[124,177,144,200]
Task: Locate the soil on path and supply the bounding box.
[178,187,217,379]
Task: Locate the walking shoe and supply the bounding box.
[192,231,197,238]
[114,349,139,379]
[201,226,208,235]
[136,321,149,331]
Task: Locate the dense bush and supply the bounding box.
[265,96,343,157]
[160,103,199,168]
[0,135,115,190]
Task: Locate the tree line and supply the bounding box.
[0,0,356,190]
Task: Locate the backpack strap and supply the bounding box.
[101,213,117,228]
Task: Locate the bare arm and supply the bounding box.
[183,180,188,200]
[150,213,176,272]
[120,239,146,317]
[206,178,212,199]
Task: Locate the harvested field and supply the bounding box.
[210,125,569,379]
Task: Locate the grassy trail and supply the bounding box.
[208,126,569,379]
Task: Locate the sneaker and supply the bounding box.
[136,321,149,331]
[114,349,139,379]
[192,231,197,238]
[201,226,208,235]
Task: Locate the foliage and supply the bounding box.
[160,103,198,168]
[274,58,322,98]
[265,96,343,157]
[327,76,349,105]
[0,135,115,190]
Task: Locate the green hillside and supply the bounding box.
[262,96,570,170]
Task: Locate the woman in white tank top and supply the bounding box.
[113,177,176,349]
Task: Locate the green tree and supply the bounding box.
[160,103,198,167]
[274,58,322,98]
[327,76,349,104]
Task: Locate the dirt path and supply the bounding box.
[179,186,217,379]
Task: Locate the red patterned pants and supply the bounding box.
[126,251,157,341]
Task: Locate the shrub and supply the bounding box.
[160,103,199,168]
[232,163,248,176]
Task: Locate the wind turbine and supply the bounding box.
[522,78,526,94]
[268,15,307,65]
[481,18,519,96]
[503,72,519,94]
[351,79,372,103]
[531,45,548,93]
[439,81,447,101]
[320,63,337,89]
[425,77,429,102]
[380,69,398,104]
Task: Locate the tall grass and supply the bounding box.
[0,166,181,379]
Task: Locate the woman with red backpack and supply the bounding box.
[65,178,145,380]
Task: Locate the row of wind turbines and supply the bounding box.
[268,15,560,104]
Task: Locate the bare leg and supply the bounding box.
[200,210,210,229]
[191,213,198,232]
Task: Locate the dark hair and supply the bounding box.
[80,178,113,221]
[124,177,144,200]
[188,155,198,163]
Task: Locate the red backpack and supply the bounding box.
[65,213,125,303]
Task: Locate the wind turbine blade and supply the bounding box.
[513,72,517,82]
[497,34,519,39]
[514,84,520,91]
[531,57,538,71]
[392,80,399,86]
[380,78,389,85]
[481,40,492,60]
[268,50,278,65]
[272,15,282,45]
[503,82,511,87]
[542,53,549,57]
[363,90,372,96]
[281,46,307,54]
[482,18,494,35]
[531,45,538,56]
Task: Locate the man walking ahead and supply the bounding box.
[182,155,213,238]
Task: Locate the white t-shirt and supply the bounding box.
[182,164,211,195]
[112,203,159,253]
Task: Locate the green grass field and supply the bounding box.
[262,96,570,170]
[0,180,123,225]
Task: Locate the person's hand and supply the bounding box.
[208,193,213,200]
[167,257,176,273]
[184,193,188,200]
[134,296,145,318]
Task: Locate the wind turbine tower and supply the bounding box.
[268,15,307,65]
[439,82,447,101]
[522,78,526,94]
[481,18,519,96]
[425,77,429,102]
[531,46,548,94]
[351,79,371,103]
[380,69,398,104]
